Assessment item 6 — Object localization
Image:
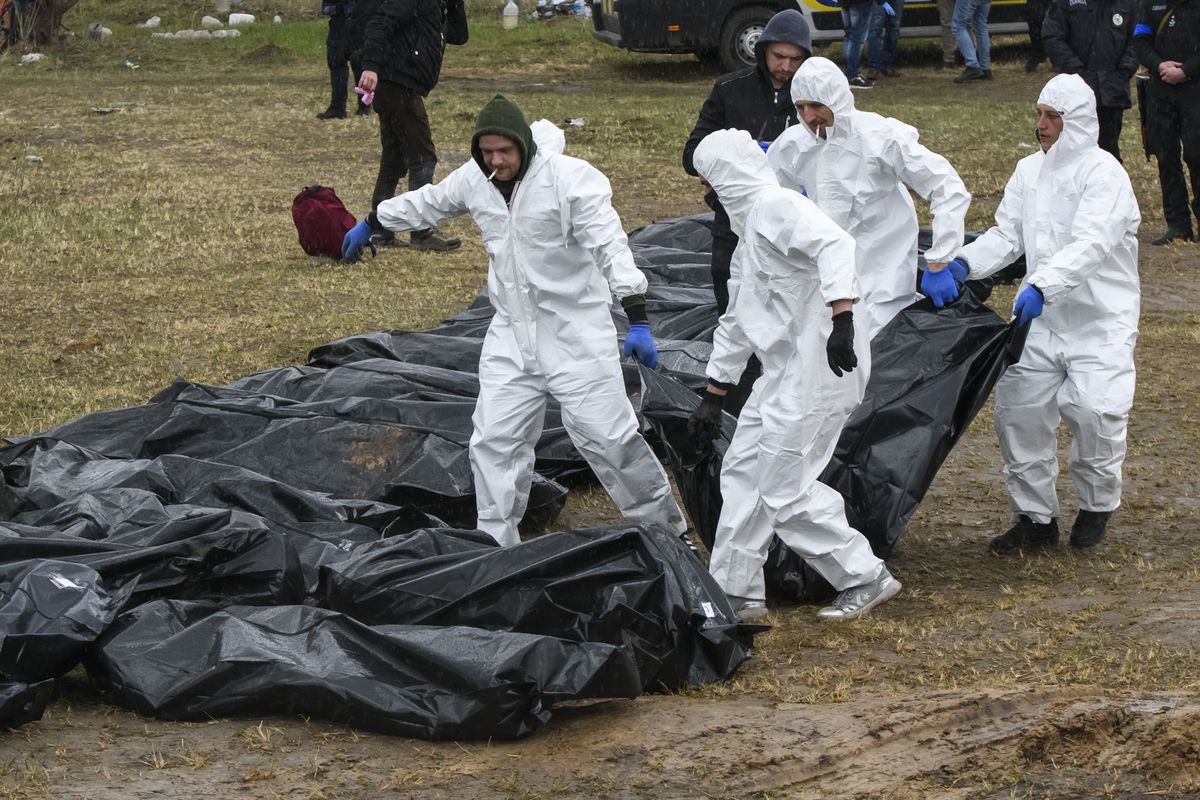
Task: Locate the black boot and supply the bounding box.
[1070,510,1111,549]
[990,515,1059,555]
[316,106,347,120]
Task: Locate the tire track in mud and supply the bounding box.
[733,688,1200,797]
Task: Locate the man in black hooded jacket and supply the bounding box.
[683,9,812,318]
[350,0,466,251]
[682,10,811,413]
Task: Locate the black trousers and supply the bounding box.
[1146,81,1200,234]
[1097,105,1125,164]
[325,14,365,114]
[370,81,438,231]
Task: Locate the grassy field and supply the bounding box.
[2,6,1200,798]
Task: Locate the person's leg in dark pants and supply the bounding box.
[370,82,412,235]
[402,94,460,249]
[319,14,349,118]
[1149,88,1195,240]
[1097,105,1124,164]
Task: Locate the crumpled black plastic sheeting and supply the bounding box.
[0,679,53,730]
[89,600,642,740]
[320,524,752,691]
[0,561,133,683]
[2,381,566,530]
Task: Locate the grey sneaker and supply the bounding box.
[816,567,901,621]
[728,596,769,621]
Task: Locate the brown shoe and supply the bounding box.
[865,67,882,80]
[410,229,462,252]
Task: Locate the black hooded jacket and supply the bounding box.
[347,0,446,95]
[682,10,812,178]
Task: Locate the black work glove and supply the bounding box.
[826,310,857,377]
[688,391,726,442]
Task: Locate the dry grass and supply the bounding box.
[2,12,1199,800]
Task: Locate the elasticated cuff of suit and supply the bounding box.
[708,379,735,393]
[621,294,648,324]
[364,212,385,232]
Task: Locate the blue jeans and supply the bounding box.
[867,0,904,71]
[951,0,991,70]
[841,3,873,79]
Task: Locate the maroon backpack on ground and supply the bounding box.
[292,185,356,259]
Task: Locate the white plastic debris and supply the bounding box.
[86,22,113,39]
[25,155,44,163]
[567,117,586,127]
[201,15,222,27]
[151,31,172,38]
[135,15,161,28]
[273,14,282,22]
[228,12,255,25]
[124,59,139,69]
[192,28,213,38]
[211,28,231,37]
[19,53,46,64]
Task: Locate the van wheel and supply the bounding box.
[718,6,773,73]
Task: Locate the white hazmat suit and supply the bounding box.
[693,129,886,601]
[768,56,972,338]
[959,73,1141,524]
[375,117,687,547]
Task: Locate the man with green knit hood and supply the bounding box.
[343,94,687,549]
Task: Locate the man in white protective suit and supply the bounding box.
[687,128,901,622]
[767,56,972,338]
[342,94,688,548]
[921,73,1141,554]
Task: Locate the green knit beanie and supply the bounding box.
[471,94,537,180]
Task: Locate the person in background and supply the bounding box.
[689,128,902,623]
[1023,0,1053,72]
[317,0,371,120]
[938,0,959,70]
[348,0,464,251]
[952,0,993,82]
[343,95,688,549]
[922,74,1141,555]
[865,0,903,80]
[842,0,893,88]
[1041,0,1138,161]
[1133,0,1200,244]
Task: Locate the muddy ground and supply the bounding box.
[2,236,1196,800]
[3,34,1200,800]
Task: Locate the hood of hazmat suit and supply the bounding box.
[960,73,1140,339]
[768,56,971,338]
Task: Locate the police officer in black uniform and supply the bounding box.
[1134,0,1200,244]
[1041,0,1139,161]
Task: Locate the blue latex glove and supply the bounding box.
[757,140,771,153]
[947,256,970,284]
[882,1,896,14]
[1012,285,1044,326]
[341,219,377,263]
[921,265,960,308]
[623,322,659,368]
